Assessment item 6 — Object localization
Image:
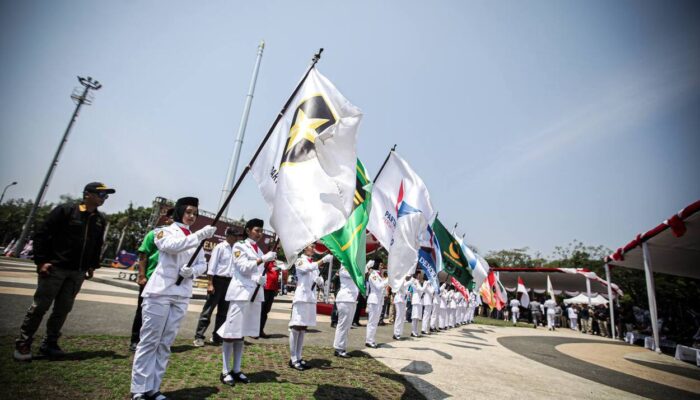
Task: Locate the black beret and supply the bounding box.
[175,197,199,208]
[245,218,264,230]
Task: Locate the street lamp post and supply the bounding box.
[13,76,102,257]
[0,181,17,204]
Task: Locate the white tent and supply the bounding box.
[605,200,700,353]
[563,293,608,306]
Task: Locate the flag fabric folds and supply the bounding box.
[251,68,362,260]
[458,236,488,291]
[320,159,372,296]
[546,275,555,301]
[431,217,473,288]
[367,152,434,291]
[450,276,469,299]
[517,276,530,308]
[480,280,496,309]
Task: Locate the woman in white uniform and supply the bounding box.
[392,275,411,340]
[365,259,388,348]
[130,197,216,400]
[332,263,358,357]
[217,218,276,386]
[421,278,435,335]
[288,244,331,370]
[410,271,425,337]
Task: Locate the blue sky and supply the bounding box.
[1,1,698,258]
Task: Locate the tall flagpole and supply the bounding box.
[220,40,265,217]
[176,48,324,285]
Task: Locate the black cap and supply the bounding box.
[175,197,199,208]
[225,227,237,236]
[245,218,264,231]
[84,182,116,194]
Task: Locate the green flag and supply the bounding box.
[321,159,372,296]
[431,217,473,288]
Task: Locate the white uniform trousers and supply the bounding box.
[512,310,520,324]
[570,317,578,330]
[333,302,356,352]
[439,307,447,328]
[393,302,406,337]
[365,303,382,345]
[466,306,474,323]
[131,295,188,394]
[547,311,556,329]
[422,305,433,333]
[430,305,439,329]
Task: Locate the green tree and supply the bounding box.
[485,247,539,268]
[102,204,153,260]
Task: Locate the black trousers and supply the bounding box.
[194,276,231,341]
[260,289,277,333]
[130,284,146,344]
[353,294,367,324]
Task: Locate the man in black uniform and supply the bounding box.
[13,182,114,361]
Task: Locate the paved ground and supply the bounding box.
[2,257,699,399]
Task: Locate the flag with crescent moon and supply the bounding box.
[431,217,474,288]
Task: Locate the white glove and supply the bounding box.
[256,274,267,285]
[179,265,194,279]
[322,254,333,264]
[314,276,324,286]
[195,225,217,241]
[261,251,277,263]
[365,260,375,270]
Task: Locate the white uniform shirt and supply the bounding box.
[567,306,578,319]
[335,267,359,303]
[293,256,320,303]
[510,299,521,312]
[410,279,425,304]
[544,299,557,314]
[207,240,234,277]
[142,222,207,298]
[422,282,435,306]
[224,238,265,302]
[440,287,450,308]
[449,290,458,309]
[366,270,388,305]
[393,278,409,304]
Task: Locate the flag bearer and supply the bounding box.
[217,218,276,386]
[544,297,558,331]
[510,297,521,326]
[131,197,216,400]
[430,284,441,332]
[365,259,388,348]
[410,271,425,337]
[448,286,458,328]
[438,282,449,330]
[421,277,435,335]
[392,275,411,339]
[333,262,358,357]
[288,244,331,370]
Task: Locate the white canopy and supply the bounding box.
[563,293,608,306]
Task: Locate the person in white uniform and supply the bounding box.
[467,291,477,323]
[438,282,449,330]
[509,298,521,325]
[333,262,358,357]
[130,197,216,400]
[448,287,459,328]
[392,275,411,339]
[421,277,435,335]
[410,271,426,337]
[288,244,332,370]
[568,305,578,330]
[430,283,441,332]
[544,297,557,331]
[365,259,388,348]
[217,218,276,386]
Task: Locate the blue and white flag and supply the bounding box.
[417,225,441,294]
[457,236,489,290]
[367,152,434,291]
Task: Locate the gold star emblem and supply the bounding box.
[285,108,329,153]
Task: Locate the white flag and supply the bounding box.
[367,152,434,290]
[458,237,488,291]
[251,68,362,260]
[546,275,555,301]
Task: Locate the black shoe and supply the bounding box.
[352,322,363,327]
[365,342,378,349]
[231,371,251,384]
[131,394,148,400]
[330,322,337,328]
[299,359,308,368]
[334,350,351,358]
[147,391,169,400]
[421,331,429,335]
[410,333,420,338]
[129,342,138,352]
[392,335,401,340]
[378,320,386,326]
[220,372,235,386]
[288,360,305,371]
[39,342,65,358]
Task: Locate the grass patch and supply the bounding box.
[1,335,424,399]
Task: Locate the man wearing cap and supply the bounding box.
[217,218,276,386]
[130,196,216,400]
[365,258,388,348]
[129,208,175,352]
[193,226,237,347]
[13,182,114,361]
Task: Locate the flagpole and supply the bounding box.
[176,48,324,285]
[372,144,396,182]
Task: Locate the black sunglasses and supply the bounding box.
[94,192,109,199]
